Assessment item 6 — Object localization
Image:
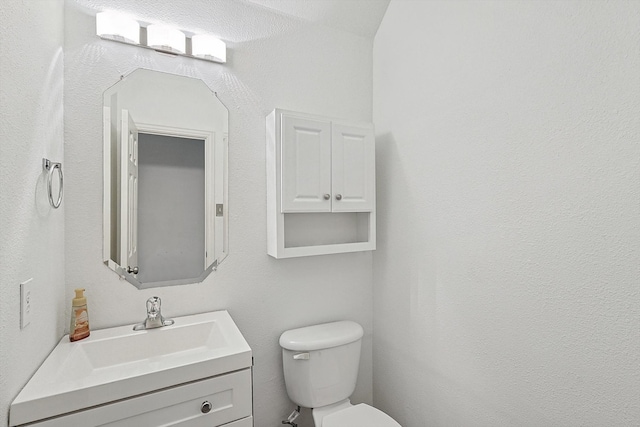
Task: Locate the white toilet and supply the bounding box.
[280,321,401,427]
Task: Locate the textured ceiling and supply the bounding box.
[243,0,390,38]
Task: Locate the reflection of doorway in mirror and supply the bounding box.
[120,110,139,276]
[137,133,205,284]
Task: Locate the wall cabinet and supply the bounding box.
[267,109,376,258]
[19,369,253,427]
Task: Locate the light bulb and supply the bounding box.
[96,12,140,45]
[192,34,226,63]
[147,25,186,54]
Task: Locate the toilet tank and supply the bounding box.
[279,321,364,408]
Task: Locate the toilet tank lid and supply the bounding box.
[279,321,364,351]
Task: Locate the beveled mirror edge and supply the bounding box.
[105,259,220,289]
[102,68,229,289]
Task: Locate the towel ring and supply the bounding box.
[43,158,63,209]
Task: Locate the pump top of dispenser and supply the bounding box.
[72,288,86,306]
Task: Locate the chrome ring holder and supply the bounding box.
[43,158,63,209]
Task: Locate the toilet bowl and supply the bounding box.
[280,321,401,427]
[313,399,400,427]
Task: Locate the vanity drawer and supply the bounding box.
[220,416,253,427]
[23,369,252,427]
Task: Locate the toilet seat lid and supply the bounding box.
[322,404,401,427]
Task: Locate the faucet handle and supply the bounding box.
[147,296,161,316]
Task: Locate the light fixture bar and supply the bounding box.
[95,12,226,64]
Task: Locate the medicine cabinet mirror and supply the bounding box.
[103,69,228,289]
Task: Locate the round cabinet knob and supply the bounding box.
[127,266,139,274]
[323,193,331,200]
[335,194,342,201]
[201,401,212,414]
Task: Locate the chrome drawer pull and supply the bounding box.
[201,401,212,414]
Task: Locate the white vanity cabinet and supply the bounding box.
[9,311,253,427]
[267,109,376,258]
[20,369,253,427]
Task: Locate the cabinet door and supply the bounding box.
[331,123,375,212]
[281,114,332,212]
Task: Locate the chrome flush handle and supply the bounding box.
[293,352,310,360]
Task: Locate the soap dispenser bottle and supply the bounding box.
[69,288,90,342]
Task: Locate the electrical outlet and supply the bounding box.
[20,278,33,329]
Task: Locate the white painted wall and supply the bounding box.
[0,1,66,424]
[373,1,640,426]
[63,1,373,426]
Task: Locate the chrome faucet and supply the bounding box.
[133,296,175,330]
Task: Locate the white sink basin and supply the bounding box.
[10,310,252,426]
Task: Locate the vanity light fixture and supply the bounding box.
[95,12,226,64]
[96,12,140,45]
[147,24,186,54]
[192,34,227,63]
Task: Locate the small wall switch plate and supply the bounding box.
[20,278,33,329]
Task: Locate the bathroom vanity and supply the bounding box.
[9,311,253,427]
